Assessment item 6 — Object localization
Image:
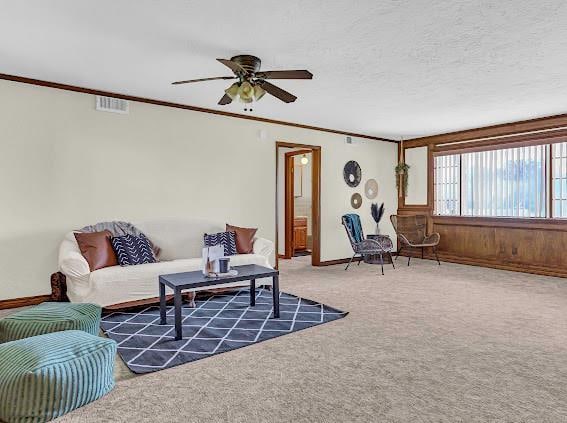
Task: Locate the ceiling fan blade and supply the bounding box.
[260,81,297,103]
[172,76,235,85]
[256,70,313,80]
[217,58,248,75]
[218,94,232,105]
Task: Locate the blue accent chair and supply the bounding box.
[341,214,394,275]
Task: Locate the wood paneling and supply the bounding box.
[398,115,567,278]
[432,216,567,277]
[432,128,567,155]
[404,113,567,148]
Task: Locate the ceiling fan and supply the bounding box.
[172,55,313,110]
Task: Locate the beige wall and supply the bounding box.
[0,79,398,300]
[404,146,429,205]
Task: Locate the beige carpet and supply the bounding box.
[14,258,567,421]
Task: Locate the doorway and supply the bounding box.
[275,142,321,267]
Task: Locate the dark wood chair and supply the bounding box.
[390,214,440,266]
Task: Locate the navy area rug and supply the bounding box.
[101,288,348,374]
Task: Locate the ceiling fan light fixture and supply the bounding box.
[173,55,312,108]
[225,82,240,100]
[238,81,255,102]
[253,84,266,101]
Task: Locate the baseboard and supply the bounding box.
[397,251,567,278]
[0,294,51,310]
[317,257,362,266]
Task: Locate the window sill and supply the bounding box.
[432,215,567,230]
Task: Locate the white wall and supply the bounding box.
[404,146,429,205]
[0,79,398,300]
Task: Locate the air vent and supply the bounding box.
[95,96,129,114]
[345,136,361,146]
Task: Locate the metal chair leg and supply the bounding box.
[345,254,356,271]
[434,247,441,265]
[395,245,403,261]
[407,254,411,266]
[357,256,362,265]
[379,252,384,275]
[388,252,395,269]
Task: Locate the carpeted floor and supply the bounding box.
[9,257,567,422]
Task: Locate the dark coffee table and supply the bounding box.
[159,264,279,340]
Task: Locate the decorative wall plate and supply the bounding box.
[351,193,362,209]
[343,161,362,187]
[364,179,378,199]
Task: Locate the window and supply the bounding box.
[434,144,550,218]
[552,142,567,217]
[434,154,460,216]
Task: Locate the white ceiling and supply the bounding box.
[1,0,567,139]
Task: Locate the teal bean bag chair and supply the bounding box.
[0,330,116,422]
[0,302,101,342]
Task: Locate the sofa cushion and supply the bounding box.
[226,224,257,254]
[74,230,117,271]
[79,220,161,257]
[111,234,156,266]
[71,253,271,307]
[204,231,237,256]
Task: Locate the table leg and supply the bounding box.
[250,279,256,306]
[159,281,167,325]
[174,288,182,341]
[272,274,280,318]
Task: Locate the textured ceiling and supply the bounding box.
[1,0,566,139]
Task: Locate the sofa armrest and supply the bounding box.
[58,233,90,278]
[253,237,274,258]
[60,251,90,278]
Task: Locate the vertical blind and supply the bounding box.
[552,142,567,217]
[434,145,548,218]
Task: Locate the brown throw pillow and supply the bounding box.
[74,230,118,271]
[226,224,257,254]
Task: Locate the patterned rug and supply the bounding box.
[101,288,348,374]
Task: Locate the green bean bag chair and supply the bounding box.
[0,330,116,422]
[0,302,101,342]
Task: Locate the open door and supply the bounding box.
[275,142,321,267]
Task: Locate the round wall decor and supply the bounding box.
[351,193,362,209]
[364,179,378,199]
[343,161,362,187]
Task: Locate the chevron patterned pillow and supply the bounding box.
[203,231,237,256]
[111,234,157,266]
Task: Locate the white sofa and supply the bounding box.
[58,218,274,307]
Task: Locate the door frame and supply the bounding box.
[275,141,322,267]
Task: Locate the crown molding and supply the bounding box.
[404,113,567,148]
[0,73,397,143]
